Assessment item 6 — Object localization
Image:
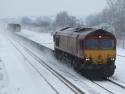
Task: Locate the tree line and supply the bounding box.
[86,0,125,39]
[21,12,84,32]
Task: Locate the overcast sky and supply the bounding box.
[0,0,107,18]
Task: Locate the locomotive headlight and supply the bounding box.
[99,35,102,38]
[85,58,90,61]
[111,57,115,61]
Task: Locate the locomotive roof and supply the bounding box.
[55,27,115,39]
[56,27,102,35]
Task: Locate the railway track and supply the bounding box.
[91,81,114,94]
[8,36,86,94]
[93,80,125,94]
[23,45,120,94]
[108,78,125,89]
[8,39,60,94]
[24,47,85,94]
[8,32,125,94]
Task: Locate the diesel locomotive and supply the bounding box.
[7,23,21,32]
[53,27,116,79]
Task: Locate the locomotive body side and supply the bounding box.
[54,28,79,56]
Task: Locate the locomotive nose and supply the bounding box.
[84,50,116,64]
[97,55,104,63]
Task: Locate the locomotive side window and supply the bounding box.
[55,36,60,47]
[84,39,98,49]
[101,39,114,49]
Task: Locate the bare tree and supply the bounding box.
[53,11,84,29]
[86,0,125,48]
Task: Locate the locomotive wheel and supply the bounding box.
[73,60,81,71]
[73,60,78,70]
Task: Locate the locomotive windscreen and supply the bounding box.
[101,39,114,49]
[84,39,114,49]
[84,39,98,49]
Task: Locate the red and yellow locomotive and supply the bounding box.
[53,27,116,79]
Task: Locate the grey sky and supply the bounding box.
[0,0,106,18]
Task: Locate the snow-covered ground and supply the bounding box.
[0,33,39,94]
[18,29,125,83]
[0,26,125,93]
[17,30,54,50]
[0,27,59,94]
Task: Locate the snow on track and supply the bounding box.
[0,32,57,93]
[94,80,125,94]
[8,35,77,94]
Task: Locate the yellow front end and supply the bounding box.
[84,49,116,64]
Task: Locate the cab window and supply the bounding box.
[101,39,114,49]
[84,39,98,49]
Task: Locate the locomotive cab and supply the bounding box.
[83,31,116,65]
[78,29,116,78]
[84,38,116,64]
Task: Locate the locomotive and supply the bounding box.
[53,27,116,79]
[7,23,21,32]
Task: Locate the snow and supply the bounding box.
[112,45,125,82]
[1,25,125,93]
[0,26,88,94]
[17,30,54,50]
[95,80,125,94]
[0,60,8,92]
[15,30,112,94]
[112,56,125,82]
[0,28,58,94]
[18,29,125,85]
[7,37,75,94]
[117,47,125,56]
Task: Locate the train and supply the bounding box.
[7,23,21,32]
[53,27,116,79]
